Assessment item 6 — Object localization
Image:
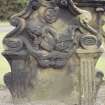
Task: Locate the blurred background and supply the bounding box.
[0,0,105,88]
[0,0,27,20]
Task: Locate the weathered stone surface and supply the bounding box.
[2,0,105,105]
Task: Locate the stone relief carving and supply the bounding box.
[2,0,105,105]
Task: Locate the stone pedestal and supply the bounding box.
[77,49,103,105]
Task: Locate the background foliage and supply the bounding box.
[0,0,27,20]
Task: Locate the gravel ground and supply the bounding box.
[95,83,105,105]
[0,85,105,105]
[0,26,14,33]
[0,88,12,104]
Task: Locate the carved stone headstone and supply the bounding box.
[2,0,105,105]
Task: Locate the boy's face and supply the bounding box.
[44,8,59,24]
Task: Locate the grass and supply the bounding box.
[0,55,10,86]
[0,32,10,86]
[0,21,10,26]
[96,55,105,79]
[0,32,6,51]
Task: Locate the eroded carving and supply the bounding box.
[2,0,105,105]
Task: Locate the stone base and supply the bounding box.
[1,84,105,105]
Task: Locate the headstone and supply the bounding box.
[2,0,105,105]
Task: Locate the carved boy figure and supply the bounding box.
[27,26,42,50]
